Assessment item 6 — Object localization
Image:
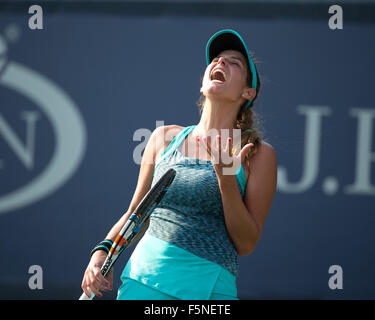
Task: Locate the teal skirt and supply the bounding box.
[117,277,238,300]
[116,232,239,300]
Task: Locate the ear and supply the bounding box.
[242,88,257,101]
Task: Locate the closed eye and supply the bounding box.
[213,57,235,64]
[212,56,242,68]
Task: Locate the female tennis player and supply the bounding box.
[81,29,277,300]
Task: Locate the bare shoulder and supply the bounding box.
[164,125,185,142]
[153,124,185,161]
[258,140,276,156]
[249,140,277,172]
[153,124,184,144]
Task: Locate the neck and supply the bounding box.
[196,98,239,136]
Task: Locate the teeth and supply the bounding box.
[210,69,226,82]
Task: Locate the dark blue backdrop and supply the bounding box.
[0,5,374,299]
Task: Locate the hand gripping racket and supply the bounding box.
[79,168,176,300]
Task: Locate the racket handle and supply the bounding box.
[79,290,95,300]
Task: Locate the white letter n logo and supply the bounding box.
[0,111,40,170]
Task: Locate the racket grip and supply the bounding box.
[79,291,95,300]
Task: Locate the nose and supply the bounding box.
[216,56,226,66]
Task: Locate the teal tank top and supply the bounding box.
[119,125,246,299]
[150,125,245,275]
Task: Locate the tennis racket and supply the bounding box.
[79,168,176,300]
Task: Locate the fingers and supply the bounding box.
[81,267,112,298]
[83,270,102,298]
[198,135,232,165]
[197,134,252,169]
[201,136,212,157]
[81,282,92,299]
[89,270,107,295]
[240,143,254,162]
[82,274,96,298]
[105,269,114,290]
[200,135,220,164]
[95,268,111,290]
[221,136,233,165]
[226,137,233,157]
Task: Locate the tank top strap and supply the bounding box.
[154,125,196,170]
[236,164,246,197]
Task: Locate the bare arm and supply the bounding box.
[218,142,278,255]
[104,124,184,245]
[81,124,182,298]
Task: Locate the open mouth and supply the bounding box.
[210,69,227,83]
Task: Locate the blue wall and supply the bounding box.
[0,7,374,299]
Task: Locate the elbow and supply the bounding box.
[237,232,262,256]
[237,243,256,256]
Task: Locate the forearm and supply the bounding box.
[105,211,131,241]
[104,210,149,248]
[217,175,260,256]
